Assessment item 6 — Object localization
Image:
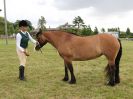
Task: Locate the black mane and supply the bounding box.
[68,32,79,36]
[36,29,80,38]
[36,29,42,38]
[57,29,79,36]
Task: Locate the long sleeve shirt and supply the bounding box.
[16,31,37,52]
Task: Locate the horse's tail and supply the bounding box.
[115,39,122,66]
[115,39,122,83]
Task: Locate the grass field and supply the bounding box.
[0,39,133,99]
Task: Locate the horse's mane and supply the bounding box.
[47,29,79,36]
[66,32,79,36]
[36,29,42,38]
[36,29,79,38]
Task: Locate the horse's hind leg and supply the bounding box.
[105,60,116,86]
[62,62,69,81]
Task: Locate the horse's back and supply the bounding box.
[65,34,102,60]
[70,33,120,61]
[55,32,120,61]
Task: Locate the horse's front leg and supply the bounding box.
[66,62,76,84]
[62,63,69,81]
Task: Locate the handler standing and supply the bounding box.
[16,20,37,80]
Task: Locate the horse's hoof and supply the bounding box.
[19,77,27,81]
[69,80,76,84]
[115,79,120,84]
[62,77,69,81]
[107,82,115,86]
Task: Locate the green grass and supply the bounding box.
[0,39,133,99]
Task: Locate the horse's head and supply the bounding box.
[35,29,48,51]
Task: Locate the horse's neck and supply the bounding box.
[44,32,62,48]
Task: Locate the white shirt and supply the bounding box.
[16,31,37,52]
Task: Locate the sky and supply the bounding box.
[0,0,133,32]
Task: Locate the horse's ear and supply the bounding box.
[36,28,42,38]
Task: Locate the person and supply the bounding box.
[16,20,38,80]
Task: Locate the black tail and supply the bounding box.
[115,39,122,83]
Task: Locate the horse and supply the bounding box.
[35,29,122,86]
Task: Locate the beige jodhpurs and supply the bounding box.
[17,49,27,66]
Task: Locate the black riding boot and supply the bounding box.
[19,65,25,80]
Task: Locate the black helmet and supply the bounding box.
[19,20,29,27]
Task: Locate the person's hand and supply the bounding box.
[24,51,30,56]
[36,41,40,46]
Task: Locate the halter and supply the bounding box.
[35,29,43,53]
[36,42,43,54]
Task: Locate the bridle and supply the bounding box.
[36,29,44,54]
[36,41,43,54]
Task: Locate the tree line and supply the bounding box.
[58,16,133,37]
[0,16,46,35]
[0,16,132,38]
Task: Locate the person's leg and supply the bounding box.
[17,50,27,80]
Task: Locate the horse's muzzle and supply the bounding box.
[35,44,41,51]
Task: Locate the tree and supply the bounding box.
[0,17,15,35]
[72,16,84,33]
[13,20,34,33]
[81,25,93,36]
[118,27,120,37]
[8,23,15,35]
[126,28,131,37]
[93,27,99,35]
[38,16,46,30]
[13,20,21,33]
[87,25,92,35]
[101,28,105,33]
[0,17,5,35]
[107,27,120,32]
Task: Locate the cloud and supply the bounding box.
[54,0,133,13]
[0,0,133,32]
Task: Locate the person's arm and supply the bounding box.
[27,32,37,44]
[16,33,24,52]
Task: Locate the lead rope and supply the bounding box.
[39,48,43,54]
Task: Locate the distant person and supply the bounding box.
[16,20,38,80]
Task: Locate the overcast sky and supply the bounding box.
[0,0,133,32]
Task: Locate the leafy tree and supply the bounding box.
[8,22,15,35]
[38,16,46,30]
[13,20,20,33]
[108,28,120,32]
[126,28,131,37]
[118,27,120,37]
[87,25,93,35]
[81,25,92,36]
[101,28,105,33]
[13,20,34,33]
[65,28,77,34]
[0,17,5,35]
[0,17,15,35]
[93,27,99,35]
[72,16,84,33]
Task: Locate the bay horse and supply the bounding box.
[35,29,122,86]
